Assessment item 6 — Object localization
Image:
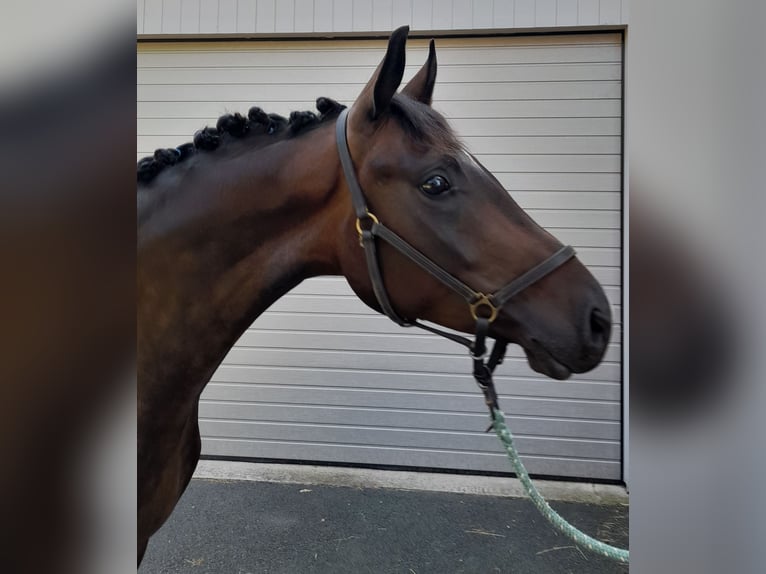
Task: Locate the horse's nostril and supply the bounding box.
[589,307,611,349]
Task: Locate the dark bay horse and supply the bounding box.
[138,26,611,564]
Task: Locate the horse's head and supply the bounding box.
[336,27,611,380]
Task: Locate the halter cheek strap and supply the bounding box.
[336,108,575,427]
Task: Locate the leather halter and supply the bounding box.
[335,107,575,427]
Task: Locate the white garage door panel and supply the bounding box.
[268,286,619,312]
[198,403,621,440]
[210,365,622,399]
[480,154,621,173]
[226,331,622,362]
[450,118,621,137]
[525,209,620,228]
[199,421,619,461]
[209,357,623,388]
[225,337,622,363]
[460,136,621,155]
[138,62,621,85]
[220,349,621,382]
[137,98,622,120]
[139,136,621,158]
[202,383,621,421]
[554,228,621,248]
[139,42,622,71]
[139,116,620,138]
[265,290,621,315]
[137,33,623,480]
[497,173,620,192]
[263,298,622,333]
[247,310,621,342]
[137,34,621,67]
[438,99,622,119]
[138,80,622,103]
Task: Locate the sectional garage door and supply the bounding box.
[137,32,623,480]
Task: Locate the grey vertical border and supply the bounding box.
[619,26,628,490]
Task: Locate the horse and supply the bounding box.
[137,26,611,565]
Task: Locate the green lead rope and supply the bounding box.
[491,408,630,564]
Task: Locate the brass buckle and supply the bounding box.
[469,294,499,323]
[355,211,380,246]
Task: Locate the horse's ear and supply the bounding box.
[401,39,437,105]
[352,26,409,123]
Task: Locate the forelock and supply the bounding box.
[388,94,464,156]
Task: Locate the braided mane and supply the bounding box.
[137,97,346,184]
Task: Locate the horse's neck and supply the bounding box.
[138,124,344,399]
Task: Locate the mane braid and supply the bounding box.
[137,97,346,184]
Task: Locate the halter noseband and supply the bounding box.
[336,108,575,427]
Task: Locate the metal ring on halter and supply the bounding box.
[472,348,487,361]
[469,294,499,323]
[355,211,380,245]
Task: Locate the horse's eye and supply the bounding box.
[420,175,451,196]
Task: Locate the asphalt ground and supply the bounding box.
[140,477,629,574]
